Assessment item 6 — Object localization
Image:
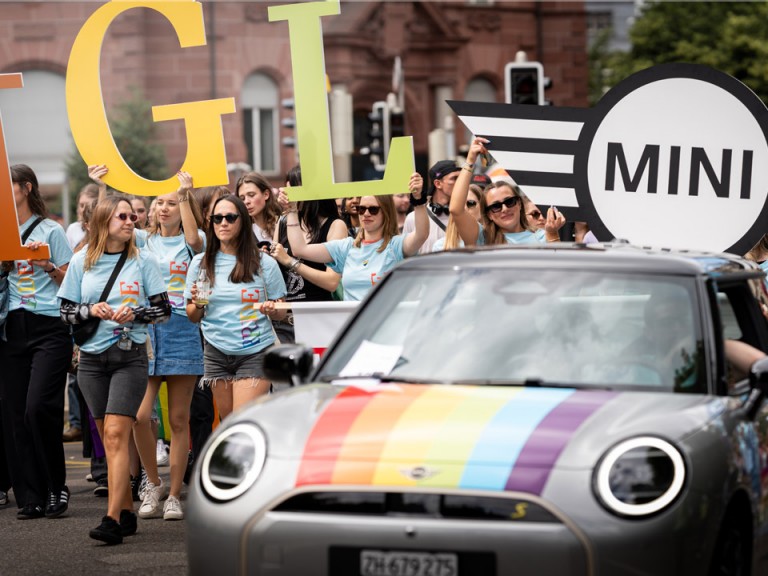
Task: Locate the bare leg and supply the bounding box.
[211,382,233,421]
[166,375,196,498]
[232,377,270,413]
[102,414,135,519]
[133,377,162,487]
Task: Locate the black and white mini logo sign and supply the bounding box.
[450,64,768,254]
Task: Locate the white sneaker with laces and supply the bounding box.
[163,495,184,521]
[156,439,169,467]
[138,478,166,518]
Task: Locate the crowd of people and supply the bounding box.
[1,137,767,546]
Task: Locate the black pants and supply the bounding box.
[0,310,72,507]
[0,399,10,493]
[189,381,214,461]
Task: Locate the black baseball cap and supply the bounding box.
[470,173,492,188]
[428,160,460,195]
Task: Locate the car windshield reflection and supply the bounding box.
[318,269,706,393]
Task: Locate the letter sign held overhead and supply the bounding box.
[0,73,50,261]
[66,0,236,197]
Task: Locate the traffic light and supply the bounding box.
[361,101,388,171]
[504,62,545,106]
[389,108,405,140]
[281,97,296,149]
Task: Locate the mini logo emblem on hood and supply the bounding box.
[400,466,439,481]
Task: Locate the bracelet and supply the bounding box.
[286,223,301,227]
[410,193,428,207]
[461,166,473,174]
[463,161,474,170]
[45,264,57,274]
[178,195,189,203]
[288,258,302,273]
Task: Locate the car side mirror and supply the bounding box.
[264,344,314,387]
[750,357,768,394]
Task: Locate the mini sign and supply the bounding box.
[450,64,768,254]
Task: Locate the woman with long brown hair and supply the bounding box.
[0,164,73,519]
[58,195,169,544]
[236,171,281,243]
[281,173,429,301]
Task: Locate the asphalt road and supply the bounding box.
[0,441,188,576]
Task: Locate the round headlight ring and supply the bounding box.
[201,423,267,502]
[595,436,685,518]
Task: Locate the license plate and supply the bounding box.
[360,550,458,576]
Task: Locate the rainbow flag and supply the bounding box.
[296,384,616,495]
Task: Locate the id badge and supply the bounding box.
[117,329,132,351]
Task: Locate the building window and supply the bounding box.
[0,69,68,187]
[241,73,279,175]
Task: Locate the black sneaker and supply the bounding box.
[93,477,108,497]
[130,473,140,502]
[89,516,123,545]
[17,503,44,519]
[0,490,8,506]
[119,509,137,537]
[45,486,70,518]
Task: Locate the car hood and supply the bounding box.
[251,383,724,496]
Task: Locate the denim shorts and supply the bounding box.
[78,341,149,419]
[149,312,204,377]
[201,341,267,388]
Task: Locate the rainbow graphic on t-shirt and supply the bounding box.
[295,384,616,495]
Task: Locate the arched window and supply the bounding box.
[0,70,68,186]
[241,73,279,175]
[463,77,496,145]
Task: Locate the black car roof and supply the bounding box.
[398,242,763,280]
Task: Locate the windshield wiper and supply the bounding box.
[319,374,446,385]
[450,378,584,389]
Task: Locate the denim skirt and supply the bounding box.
[148,312,204,377]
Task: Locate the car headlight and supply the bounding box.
[594,436,686,518]
[201,423,267,502]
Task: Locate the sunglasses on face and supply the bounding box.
[466,200,478,208]
[527,210,543,219]
[356,205,381,216]
[211,213,240,225]
[115,212,138,222]
[486,196,520,214]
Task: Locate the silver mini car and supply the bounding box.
[187,244,768,576]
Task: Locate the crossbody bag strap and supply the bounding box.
[427,209,447,232]
[98,248,129,303]
[21,217,44,244]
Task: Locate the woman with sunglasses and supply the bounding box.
[433,184,486,251]
[185,195,286,419]
[58,196,169,544]
[450,138,566,246]
[281,173,428,302]
[236,171,281,244]
[133,172,205,521]
[1,164,73,520]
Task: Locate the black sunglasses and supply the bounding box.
[211,213,240,225]
[115,212,138,222]
[466,200,478,208]
[486,196,519,214]
[357,205,381,216]
[527,210,543,219]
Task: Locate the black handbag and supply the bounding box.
[72,248,128,346]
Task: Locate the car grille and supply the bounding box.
[272,492,559,523]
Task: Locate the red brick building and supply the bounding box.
[0,1,587,211]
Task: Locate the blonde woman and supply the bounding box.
[433,184,485,251]
[134,172,205,521]
[450,138,566,246]
[58,196,169,544]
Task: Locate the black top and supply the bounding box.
[277,217,336,302]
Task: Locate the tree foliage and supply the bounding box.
[65,87,167,217]
[599,2,768,104]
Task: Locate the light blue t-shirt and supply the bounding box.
[432,237,466,252]
[57,249,166,354]
[134,229,148,248]
[9,218,73,317]
[324,236,405,301]
[143,230,205,316]
[184,252,287,355]
[477,223,546,246]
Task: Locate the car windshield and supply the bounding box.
[317,268,706,393]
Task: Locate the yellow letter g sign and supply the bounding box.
[66,1,236,196]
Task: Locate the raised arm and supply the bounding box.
[277,189,333,264]
[402,173,429,257]
[88,164,109,202]
[176,171,204,253]
[449,137,487,246]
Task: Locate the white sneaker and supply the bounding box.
[163,495,184,521]
[156,440,169,467]
[138,478,166,518]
